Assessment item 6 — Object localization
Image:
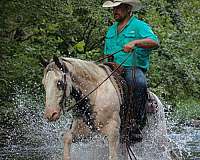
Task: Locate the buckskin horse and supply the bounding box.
[41,56,173,160]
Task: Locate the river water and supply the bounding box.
[0,90,199,160]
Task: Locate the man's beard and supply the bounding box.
[114,14,128,22]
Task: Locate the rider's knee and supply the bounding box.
[134,79,147,90]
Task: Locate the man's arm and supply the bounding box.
[123,38,159,52]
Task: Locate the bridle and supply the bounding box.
[53,50,132,113]
[48,49,131,112]
[58,68,68,113]
[48,59,69,113]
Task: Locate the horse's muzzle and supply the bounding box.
[44,106,61,121]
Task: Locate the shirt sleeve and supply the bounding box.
[137,21,159,43]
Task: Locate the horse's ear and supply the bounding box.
[39,56,49,68]
[53,55,62,69]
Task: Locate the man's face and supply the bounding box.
[113,4,130,22]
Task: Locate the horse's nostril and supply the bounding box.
[52,112,58,119]
[45,107,61,121]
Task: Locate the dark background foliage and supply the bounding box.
[0,0,199,118]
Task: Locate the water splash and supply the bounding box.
[167,121,200,159]
[1,87,199,160]
[1,88,65,159]
[0,87,111,160]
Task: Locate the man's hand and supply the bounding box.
[123,41,135,53]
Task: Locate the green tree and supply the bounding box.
[0,0,199,116]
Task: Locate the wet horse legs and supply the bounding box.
[63,119,90,160]
[104,118,120,160]
[63,131,73,160]
[63,118,120,160]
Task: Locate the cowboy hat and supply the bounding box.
[102,0,142,11]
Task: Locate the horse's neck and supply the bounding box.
[73,75,95,92]
[63,58,105,102]
[71,74,98,104]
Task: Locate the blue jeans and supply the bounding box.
[123,67,147,126]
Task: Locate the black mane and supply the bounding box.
[71,87,96,132]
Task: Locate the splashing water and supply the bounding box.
[0,88,113,160]
[0,88,199,160]
[167,121,200,159]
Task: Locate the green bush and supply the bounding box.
[0,0,199,118]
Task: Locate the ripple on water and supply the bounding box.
[168,122,200,160]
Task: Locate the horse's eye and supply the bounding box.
[57,80,65,90]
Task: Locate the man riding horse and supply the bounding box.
[103,0,159,137]
[41,1,170,159]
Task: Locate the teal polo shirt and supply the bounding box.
[104,16,159,70]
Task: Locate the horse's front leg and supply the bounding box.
[63,119,90,160]
[107,120,120,160]
[103,114,120,160]
[63,130,73,160]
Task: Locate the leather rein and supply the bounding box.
[60,50,133,113]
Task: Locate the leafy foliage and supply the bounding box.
[0,0,199,115]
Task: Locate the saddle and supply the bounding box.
[102,62,158,143]
[103,62,158,113]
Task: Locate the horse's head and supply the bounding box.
[41,56,72,121]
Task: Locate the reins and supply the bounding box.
[66,50,132,112]
[94,49,121,63]
[58,61,68,115]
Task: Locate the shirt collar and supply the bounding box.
[113,16,136,34]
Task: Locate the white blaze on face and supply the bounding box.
[43,71,63,121]
[46,71,63,107]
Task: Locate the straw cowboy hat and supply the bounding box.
[102,0,142,11]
